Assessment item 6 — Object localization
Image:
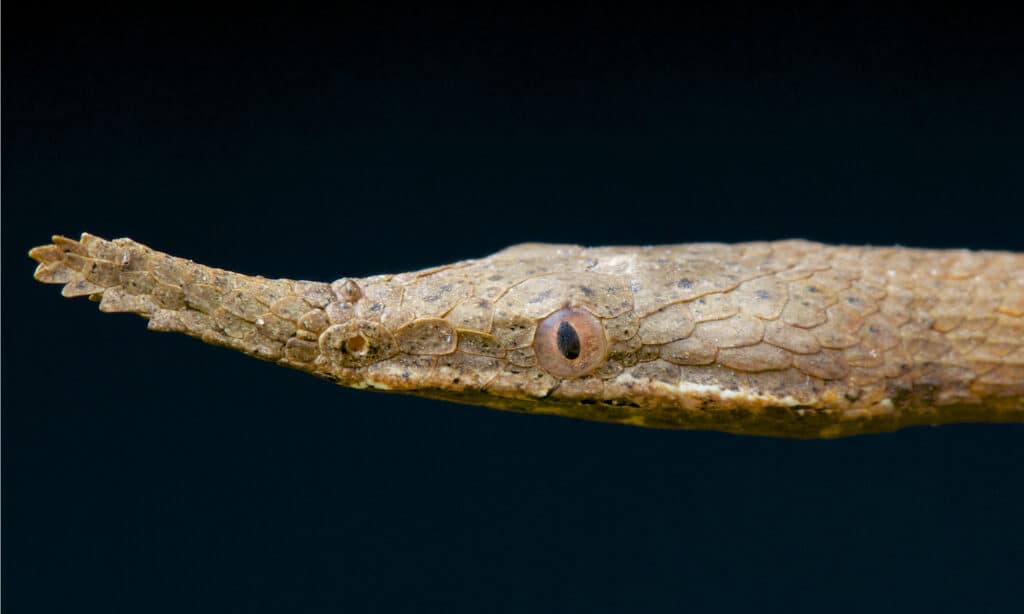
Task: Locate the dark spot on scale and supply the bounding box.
[755,289,770,300]
[556,321,581,360]
[488,275,502,281]
[424,287,452,303]
[580,286,594,297]
[868,325,880,334]
[528,289,553,304]
[806,286,819,293]
[677,278,693,289]
[478,300,490,308]
[370,303,382,312]
[452,378,460,384]
[846,296,860,304]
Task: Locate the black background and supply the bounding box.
[4,8,1024,613]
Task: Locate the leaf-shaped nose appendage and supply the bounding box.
[320,320,396,367]
[533,308,608,378]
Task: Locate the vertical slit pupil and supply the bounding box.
[556,321,581,360]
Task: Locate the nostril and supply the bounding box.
[320,321,396,368]
[344,334,367,355]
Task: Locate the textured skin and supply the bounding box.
[30,233,1024,438]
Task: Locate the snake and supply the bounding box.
[29,233,1024,438]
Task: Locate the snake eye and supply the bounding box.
[534,308,607,377]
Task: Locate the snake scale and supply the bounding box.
[30,233,1024,438]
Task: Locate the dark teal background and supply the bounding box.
[5,10,1023,613]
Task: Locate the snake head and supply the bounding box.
[306,245,665,423]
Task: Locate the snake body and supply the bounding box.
[30,233,1024,438]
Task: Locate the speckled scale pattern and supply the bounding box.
[30,233,1024,438]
